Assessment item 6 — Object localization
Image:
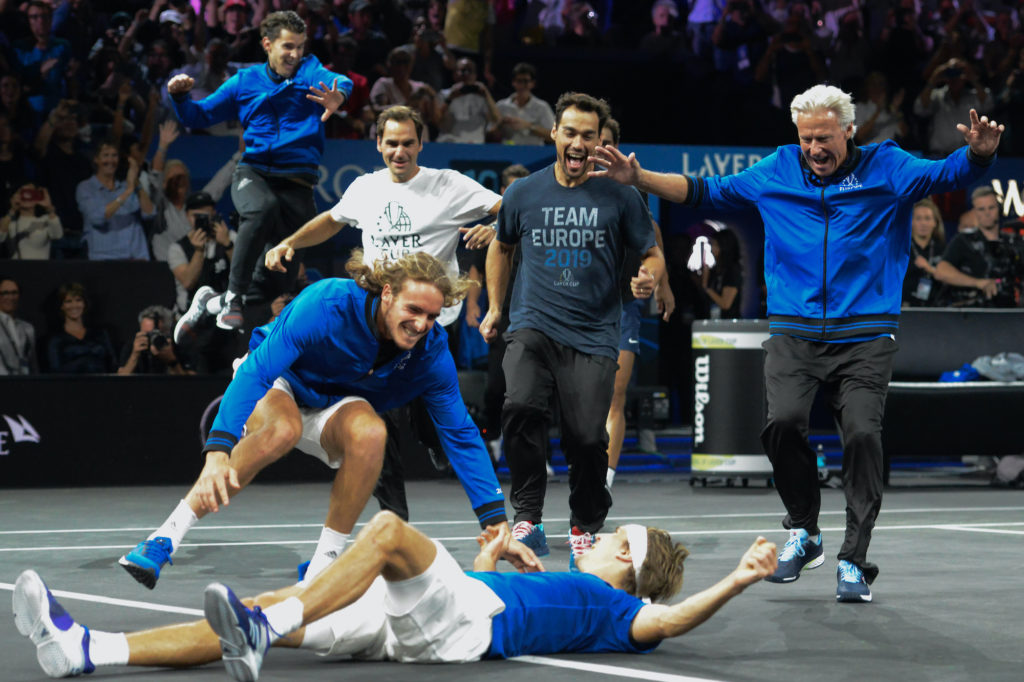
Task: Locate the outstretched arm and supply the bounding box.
[630,537,777,644]
[266,210,346,272]
[588,145,692,203]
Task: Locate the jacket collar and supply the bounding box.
[800,139,861,187]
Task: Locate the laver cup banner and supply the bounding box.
[691,320,772,475]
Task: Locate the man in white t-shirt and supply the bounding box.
[495,62,555,146]
[265,104,501,526]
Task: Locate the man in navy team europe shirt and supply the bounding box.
[118,251,538,590]
[480,92,666,564]
[13,512,778,678]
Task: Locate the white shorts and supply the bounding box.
[313,541,505,663]
[233,356,369,467]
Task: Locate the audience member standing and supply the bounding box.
[75,139,154,260]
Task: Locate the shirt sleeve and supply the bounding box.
[496,181,523,244]
[202,151,241,201]
[75,179,107,230]
[203,289,330,453]
[418,344,507,527]
[328,176,366,226]
[690,150,778,210]
[172,74,240,130]
[441,170,502,224]
[883,142,992,200]
[940,233,972,269]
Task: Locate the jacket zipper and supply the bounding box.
[820,186,828,338]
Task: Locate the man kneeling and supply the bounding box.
[14,512,777,679]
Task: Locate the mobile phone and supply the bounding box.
[20,188,43,203]
[194,213,213,235]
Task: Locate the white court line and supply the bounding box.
[511,655,725,682]
[2,506,1022,536]
[0,582,203,617]
[0,581,721,682]
[3,523,1024,553]
[933,525,1024,536]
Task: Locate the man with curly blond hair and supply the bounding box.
[119,250,539,591]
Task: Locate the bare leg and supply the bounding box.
[606,350,636,472]
[263,511,437,626]
[319,401,388,535]
[184,388,303,518]
[125,601,305,667]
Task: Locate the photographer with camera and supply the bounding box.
[118,305,191,375]
[1,184,63,259]
[438,57,500,143]
[167,191,234,313]
[915,58,991,156]
[935,186,1022,308]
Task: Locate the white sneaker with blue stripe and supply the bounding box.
[13,570,96,677]
[204,582,279,681]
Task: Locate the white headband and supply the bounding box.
[623,524,649,602]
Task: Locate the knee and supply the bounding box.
[356,510,406,550]
[258,416,302,455]
[766,407,808,435]
[502,400,545,424]
[342,413,387,459]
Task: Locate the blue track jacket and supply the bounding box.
[203,278,507,527]
[171,56,352,179]
[686,141,994,340]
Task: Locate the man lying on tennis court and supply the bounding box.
[13,511,776,679]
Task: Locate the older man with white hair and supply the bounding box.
[589,83,1003,603]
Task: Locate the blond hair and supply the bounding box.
[620,527,689,603]
[345,249,474,307]
[912,198,946,246]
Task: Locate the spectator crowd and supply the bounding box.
[1,0,1023,378]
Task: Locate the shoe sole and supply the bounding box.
[14,570,84,677]
[174,286,216,344]
[764,552,825,583]
[118,557,158,589]
[204,584,260,682]
[13,570,47,641]
[836,589,873,603]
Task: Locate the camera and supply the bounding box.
[461,83,482,95]
[146,330,170,351]
[944,67,964,79]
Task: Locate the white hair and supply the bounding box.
[790,85,857,136]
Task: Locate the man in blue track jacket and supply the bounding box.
[168,11,352,329]
[119,251,539,589]
[589,84,1003,603]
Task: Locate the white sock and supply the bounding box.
[147,500,198,553]
[262,597,304,640]
[304,527,349,581]
[606,468,616,489]
[88,631,129,667]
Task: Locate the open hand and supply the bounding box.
[307,79,348,122]
[588,145,642,185]
[957,108,1004,158]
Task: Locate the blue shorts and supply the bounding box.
[619,298,644,354]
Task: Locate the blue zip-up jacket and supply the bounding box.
[171,56,352,180]
[686,141,994,340]
[203,278,507,528]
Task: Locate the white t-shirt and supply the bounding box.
[329,167,501,326]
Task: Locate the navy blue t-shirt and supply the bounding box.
[497,165,655,359]
[466,571,657,658]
